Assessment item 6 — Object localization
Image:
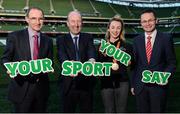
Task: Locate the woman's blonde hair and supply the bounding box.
[105,14,125,42]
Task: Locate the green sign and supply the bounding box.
[142,70,171,85]
[99,39,131,66]
[62,61,112,76]
[4,58,54,78]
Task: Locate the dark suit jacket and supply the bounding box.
[131,31,176,94]
[1,29,53,103]
[56,33,96,95]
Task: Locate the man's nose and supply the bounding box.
[36,19,41,23]
[75,22,79,27]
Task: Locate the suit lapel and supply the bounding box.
[23,29,31,60]
[38,33,45,58]
[139,35,148,64]
[79,33,84,60]
[149,32,160,65]
[65,34,76,59]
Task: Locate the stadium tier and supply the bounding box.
[1,0,179,17]
[0,0,179,39]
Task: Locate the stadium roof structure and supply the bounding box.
[96,0,180,8]
[110,0,179,2]
[0,0,179,39]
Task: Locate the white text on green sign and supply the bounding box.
[99,39,131,66]
[142,70,171,85]
[62,61,112,76]
[4,58,54,78]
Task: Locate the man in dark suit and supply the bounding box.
[56,11,96,112]
[131,9,176,112]
[1,7,53,112]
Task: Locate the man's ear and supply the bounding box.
[66,21,69,27]
[25,17,29,24]
[155,19,159,24]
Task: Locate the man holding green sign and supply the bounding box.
[1,7,53,112]
[130,9,176,113]
[56,11,96,113]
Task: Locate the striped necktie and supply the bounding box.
[146,36,152,64]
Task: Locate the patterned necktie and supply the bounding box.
[33,35,39,60]
[74,36,79,61]
[146,36,152,64]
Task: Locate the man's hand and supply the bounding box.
[6,70,11,75]
[128,61,131,66]
[131,88,135,95]
[89,58,95,64]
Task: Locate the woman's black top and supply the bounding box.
[98,39,133,89]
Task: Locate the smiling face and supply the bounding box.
[25,8,44,32]
[140,12,157,35]
[67,11,82,35]
[108,20,122,40]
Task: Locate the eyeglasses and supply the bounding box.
[28,17,44,22]
[141,19,156,24]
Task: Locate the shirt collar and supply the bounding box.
[70,32,79,39]
[28,27,40,38]
[145,29,157,39]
